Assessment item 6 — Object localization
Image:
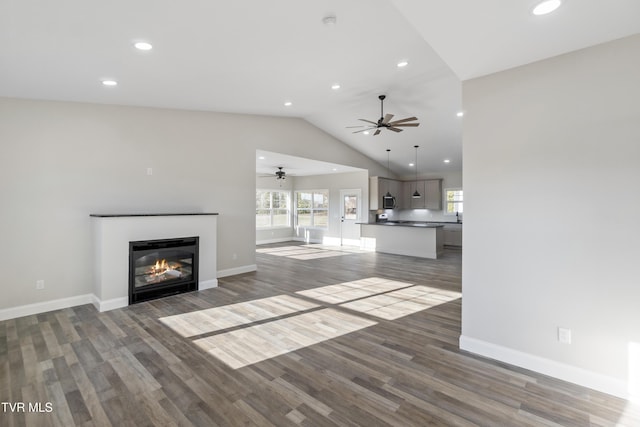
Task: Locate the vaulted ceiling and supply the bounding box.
[2,1,639,176]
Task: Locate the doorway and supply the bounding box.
[339,189,362,246]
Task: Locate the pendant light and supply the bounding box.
[384,149,392,197]
[412,145,421,198]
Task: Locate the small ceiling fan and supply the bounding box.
[274,167,286,180]
[347,95,420,136]
[258,166,287,179]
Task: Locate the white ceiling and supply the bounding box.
[2,1,639,177]
[256,150,364,178]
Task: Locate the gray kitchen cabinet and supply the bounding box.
[409,180,426,209]
[443,223,462,247]
[369,177,402,210]
[425,179,443,210]
[400,181,411,209]
[371,177,443,211]
[387,179,403,209]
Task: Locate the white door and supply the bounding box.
[339,189,361,246]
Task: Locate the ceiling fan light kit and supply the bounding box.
[347,95,420,136]
[275,167,286,180]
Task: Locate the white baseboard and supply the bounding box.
[0,294,95,321]
[217,264,257,278]
[92,295,128,312]
[199,279,218,290]
[0,281,223,319]
[459,335,630,401]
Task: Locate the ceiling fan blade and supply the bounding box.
[352,128,375,134]
[393,123,420,127]
[346,125,367,128]
[388,116,418,125]
[381,114,394,125]
[387,127,403,133]
[373,129,381,136]
[359,119,378,125]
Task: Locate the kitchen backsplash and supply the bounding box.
[373,208,462,223]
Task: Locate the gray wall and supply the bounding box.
[461,34,640,398]
[0,97,388,311]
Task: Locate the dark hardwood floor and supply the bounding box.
[1,242,638,426]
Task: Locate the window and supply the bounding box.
[295,190,329,228]
[445,188,463,215]
[256,190,290,228]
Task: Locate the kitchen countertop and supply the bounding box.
[359,221,456,228]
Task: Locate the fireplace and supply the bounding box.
[129,236,199,304]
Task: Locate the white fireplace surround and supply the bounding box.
[91,213,218,312]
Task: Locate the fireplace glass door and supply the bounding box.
[129,237,199,304]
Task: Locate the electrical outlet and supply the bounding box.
[146,167,153,176]
[36,280,45,290]
[558,327,572,344]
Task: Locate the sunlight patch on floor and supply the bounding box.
[194,308,376,369]
[296,277,413,303]
[256,244,365,260]
[159,295,318,337]
[159,276,458,370]
[341,288,460,320]
[297,277,461,320]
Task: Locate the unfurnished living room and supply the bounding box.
[1,1,639,426]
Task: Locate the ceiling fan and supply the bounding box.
[348,95,420,136]
[274,166,286,180]
[258,166,292,181]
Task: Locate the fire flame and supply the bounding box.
[150,259,181,276]
[153,259,170,274]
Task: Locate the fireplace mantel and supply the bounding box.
[90,213,218,311]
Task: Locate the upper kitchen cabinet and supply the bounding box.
[408,180,425,209]
[388,179,404,209]
[402,179,441,209]
[370,177,403,210]
[371,177,442,210]
[425,179,443,210]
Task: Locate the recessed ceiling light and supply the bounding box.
[258,156,265,160]
[134,42,153,51]
[363,131,370,135]
[444,159,451,164]
[284,101,292,107]
[397,60,409,68]
[332,168,338,171]
[331,84,341,90]
[532,0,562,15]
[102,80,118,86]
[456,111,464,117]
[409,163,414,167]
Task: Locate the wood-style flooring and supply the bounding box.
[1,242,638,426]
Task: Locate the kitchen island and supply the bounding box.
[359,222,444,259]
